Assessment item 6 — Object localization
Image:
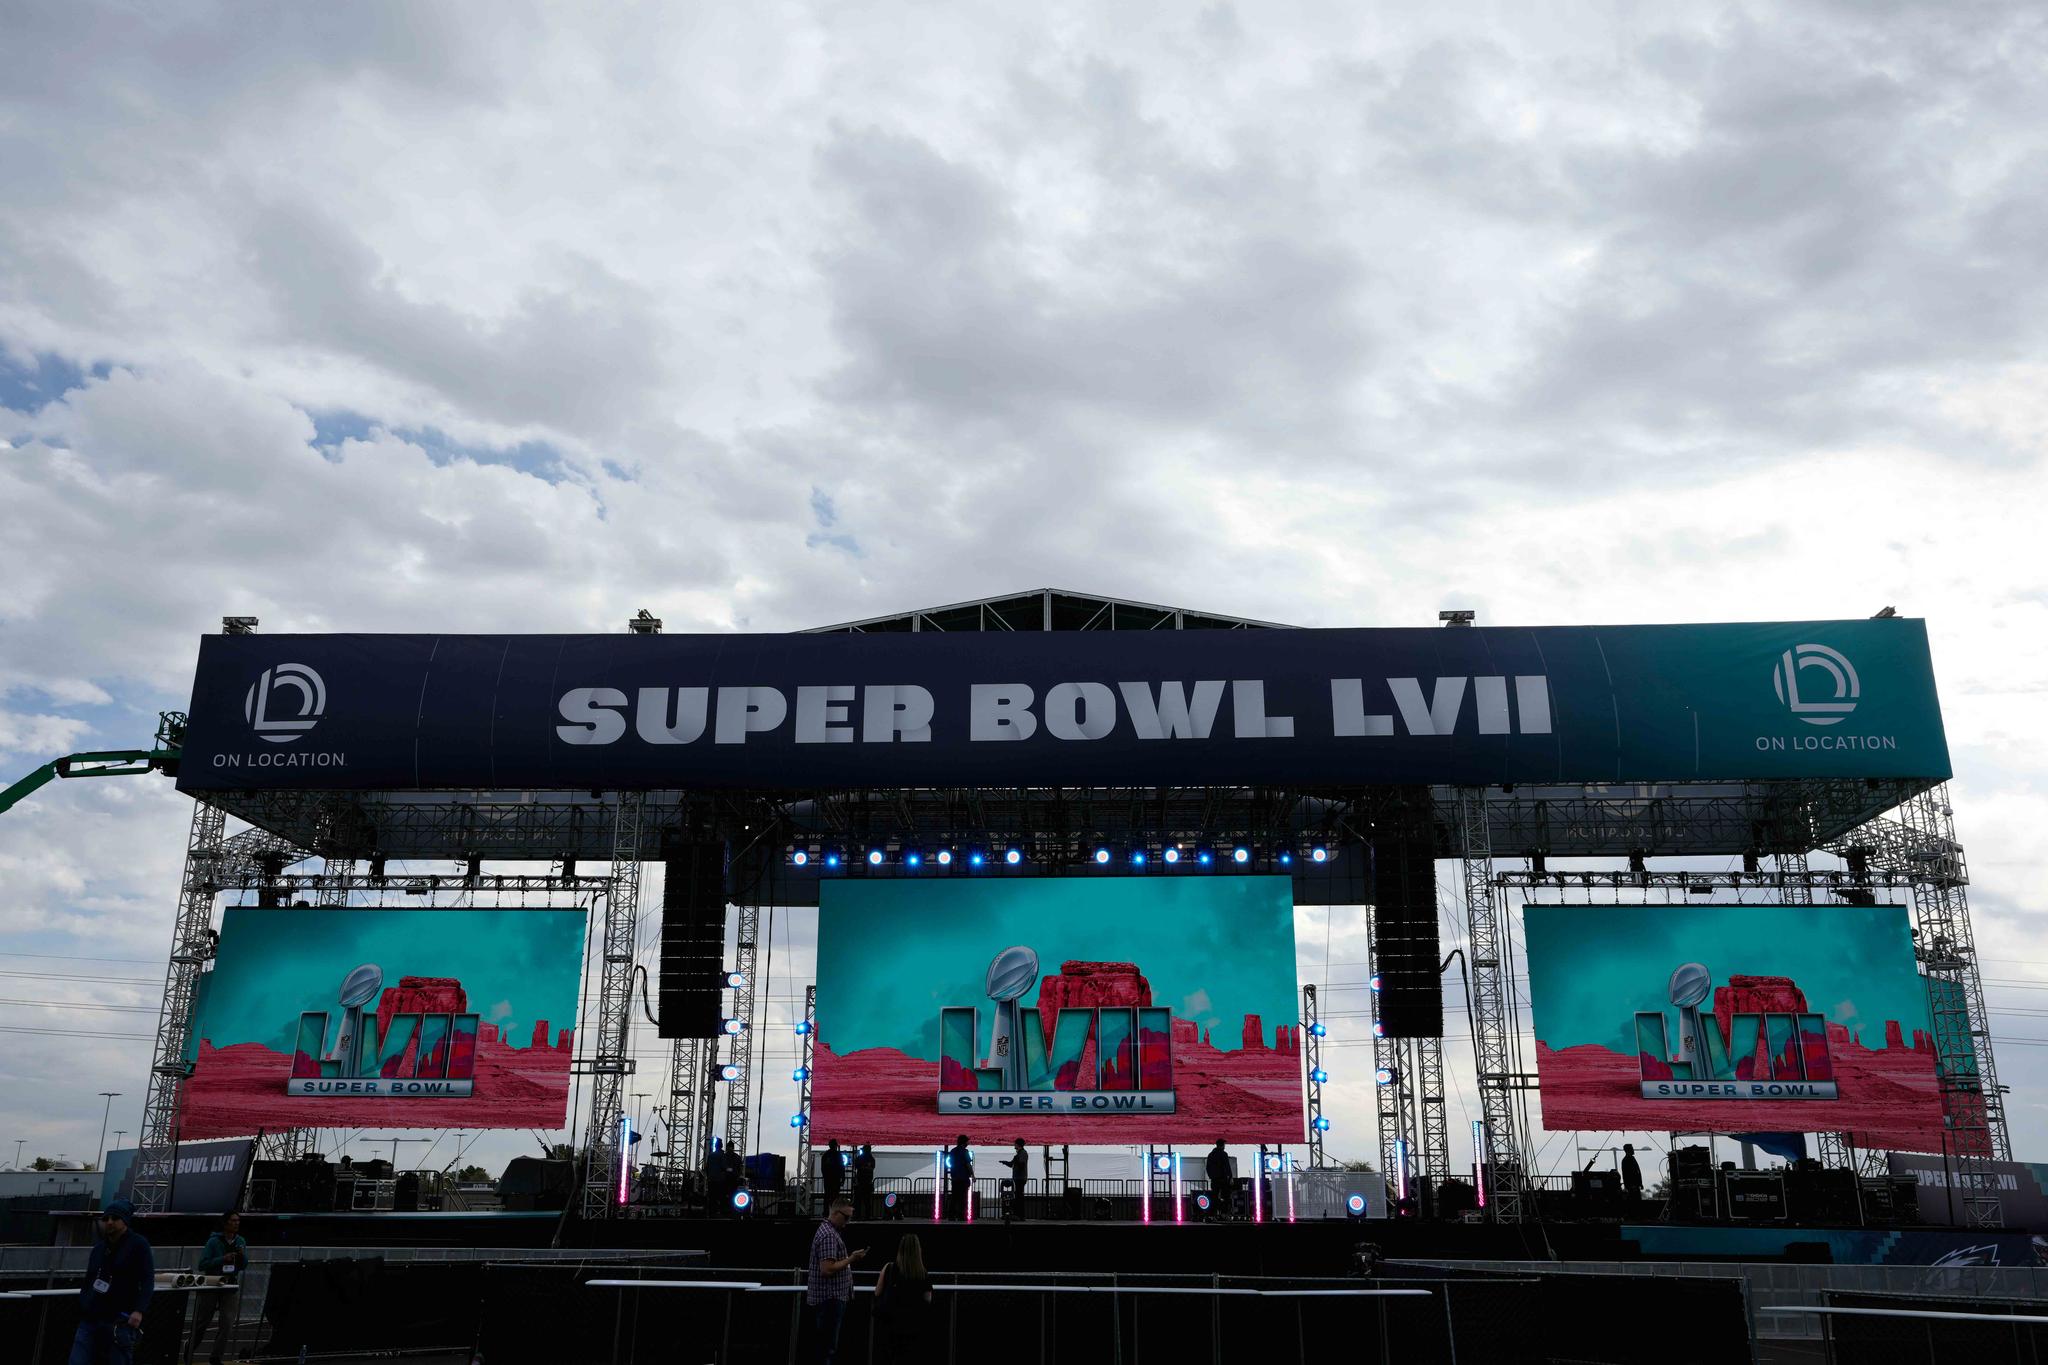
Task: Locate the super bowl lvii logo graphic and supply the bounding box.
[937,946,1177,1114]
[1634,962,1837,1101]
[1773,643,1860,727]
[289,963,480,1098]
[245,661,327,743]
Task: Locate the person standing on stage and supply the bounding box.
[1001,1140,1029,1222]
[852,1144,876,1221]
[187,1210,246,1365]
[1620,1144,1644,1204]
[822,1138,845,1211]
[806,1197,865,1364]
[1205,1140,1232,1220]
[946,1136,973,1221]
[874,1233,934,1361]
[72,1198,153,1365]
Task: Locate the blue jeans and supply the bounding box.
[811,1296,847,1365]
[68,1320,137,1365]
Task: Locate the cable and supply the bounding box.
[0,951,159,964]
[0,1026,155,1038]
[0,999,158,1012]
[0,970,158,984]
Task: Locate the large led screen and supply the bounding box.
[812,877,1304,1144]
[1526,904,1948,1151]
[180,907,587,1138]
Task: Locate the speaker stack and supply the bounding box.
[658,831,728,1039]
[1371,789,1443,1037]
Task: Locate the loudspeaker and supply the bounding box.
[659,834,728,1038]
[1371,789,1443,1037]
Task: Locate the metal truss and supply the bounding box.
[662,1036,702,1199]
[795,985,817,1212]
[722,902,760,1162]
[1415,1033,1449,1192]
[1834,784,2006,1225]
[133,799,230,1212]
[1302,986,1326,1168]
[1362,913,1408,1197]
[580,792,645,1217]
[1460,787,1529,1223]
[805,586,1290,635]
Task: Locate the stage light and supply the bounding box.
[794,1020,812,1035]
[1310,1067,1328,1084]
[792,1066,809,1082]
[1198,850,1214,866]
[825,852,842,868]
[1311,847,1329,863]
[1369,974,1382,992]
[792,850,809,867]
[1264,1154,1283,1173]
[1094,848,1111,864]
[1194,1191,1213,1213]
[1346,1192,1367,1219]
[1375,1066,1395,1085]
[1312,1116,1331,1132]
[1308,1021,1327,1037]
[733,1188,754,1211]
[1279,851,1293,865]
[720,1063,741,1081]
[867,849,884,866]
[1131,851,1147,866]
[721,1017,745,1035]
[724,970,747,988]
[788,1114,805,1129]
[1155,1154,1173,1172]
[1372,1020,1385,1037]
[970,852,985,867]
[883,1191,899,1211]
[906,852,921,868]
[1005,848,1022,865]
[1163,848,1181,864]
[937,850,953,866]
[1232,847,1250,864]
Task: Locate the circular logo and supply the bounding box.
[1772,643,1859,727]
[245,662,327,743]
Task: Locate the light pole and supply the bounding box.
[11,1139,24,1169]
[113,1131,126,1156]
[95,1093,121,1173]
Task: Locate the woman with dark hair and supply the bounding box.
[872,1233,934,1360]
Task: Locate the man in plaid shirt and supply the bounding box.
[806,1196,864,1363]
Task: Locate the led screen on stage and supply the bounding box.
[812,877,1304,1144]
[180,907,587,1138]
[1526,904,1949,1151]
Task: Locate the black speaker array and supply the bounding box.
[658,834,728,1039]
[1371,790,1443,1037]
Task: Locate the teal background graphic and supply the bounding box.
[1525,903,1933,1054]
[817,878,1299,1060]
[195,907,588,1053]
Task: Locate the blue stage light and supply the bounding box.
[794,1020,812,1036]
[970,852,985,867]
[787,1114,805,1128]
[733,1188,755,1209]
[1310,1067,1328,1084]
[867,849,884,866]
[1094,848,1111,864]
[792,1066,809,1082]
[1312,1116,1331,1132]
[1311,847,1329,863]
[1308,1021,1327,1037]
[720,1063,741,1081]
[906,852,921,868]
[792,850,809,866]
[1131,850,1147,866]
[825,853,841,868]
[1278,851,1293,866]
[1005,848,1022,865]
[937,850,953,866]
[1163,848,1181,864]
[1198,850,1214,866]
[1232,847,1250,864]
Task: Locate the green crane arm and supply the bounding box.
[0,713,185,816]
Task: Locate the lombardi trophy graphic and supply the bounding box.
[324,963,385,1070]
[984,947,1040,1091]
[1668,962,1711,1068]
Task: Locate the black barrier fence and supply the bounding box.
[1807,1291,2048,1364]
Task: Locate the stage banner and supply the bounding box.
[812,877,1304,1144]
[104,1139,255,1213]
[1886,1154,2048,1227]
[179,907,587,1138]
[1526,904,1949,1151]
[176,619,1950,792]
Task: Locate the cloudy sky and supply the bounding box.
[3,3,2046,1182]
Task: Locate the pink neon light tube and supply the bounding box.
[1173,1152,1183,1224]
[933,1150,942,1222]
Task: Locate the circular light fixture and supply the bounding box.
[1346,1193,1367,1216]
[906,852,921,867]
[720,1063,741,1081]
[970,852,985,868]
[1232,847,1250,864]
[1194,1192,1213,1212]
[1198,850,1214,866]
[1155,1155,1173,1172]
[1279,851,1294,866]
[1312,1116,1331,1132]
[1308,1021,1327,1037]
[1094,848,1111,864]
[867,849,884,866]
[1311,847,1329,863]
[1310,1067,1328,1084]
[721,1017,745,1036]
[1368,974,1382,992]
[792,850,809,867]
[733,1188,755,1208]
[1004,848,1022,865]
[794,1020,812,1036]
[1131,851,1147,866]
[883,1191,899,1210]
[937,850,953,866]
[825,852,842,868]
[724,970,747,988]
[1163,848,1181,865]
[792,1066,810,1082]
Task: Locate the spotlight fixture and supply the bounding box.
[1164,848,1181,865]
[1278,851,1294,865]
[1131,851,1147,866]
[1312,1116,1331,1132]
[1232,847,1250,864]
[720,1063,741,1081]
[792,1066,809,1082]
[1368,974,1382,992]
[970,852,986,868]
[733,1188,755,1209]
[1345,1192,1368,1219]
[1155,1154,1173,1172]
[1375,1066,1396,1086]
[1197,850,1214,866]
[723,970,747,988]
[721,1017,745,1036]
[793,1020,812,1036]
[906,852,921,868]
[1308,1021,1327,1037]
[792,850,809,867]
[1094,848,1111,864]
[825,852,842,868]
[1310,1067,1328,1084]
[867,849,885,866]
[1311,847,1329,863]
[937,850,953,866]
[1004,848,1022,865]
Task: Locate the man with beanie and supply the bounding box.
[73,1198,154,1364]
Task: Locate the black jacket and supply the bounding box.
[78,1231,154,1321]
